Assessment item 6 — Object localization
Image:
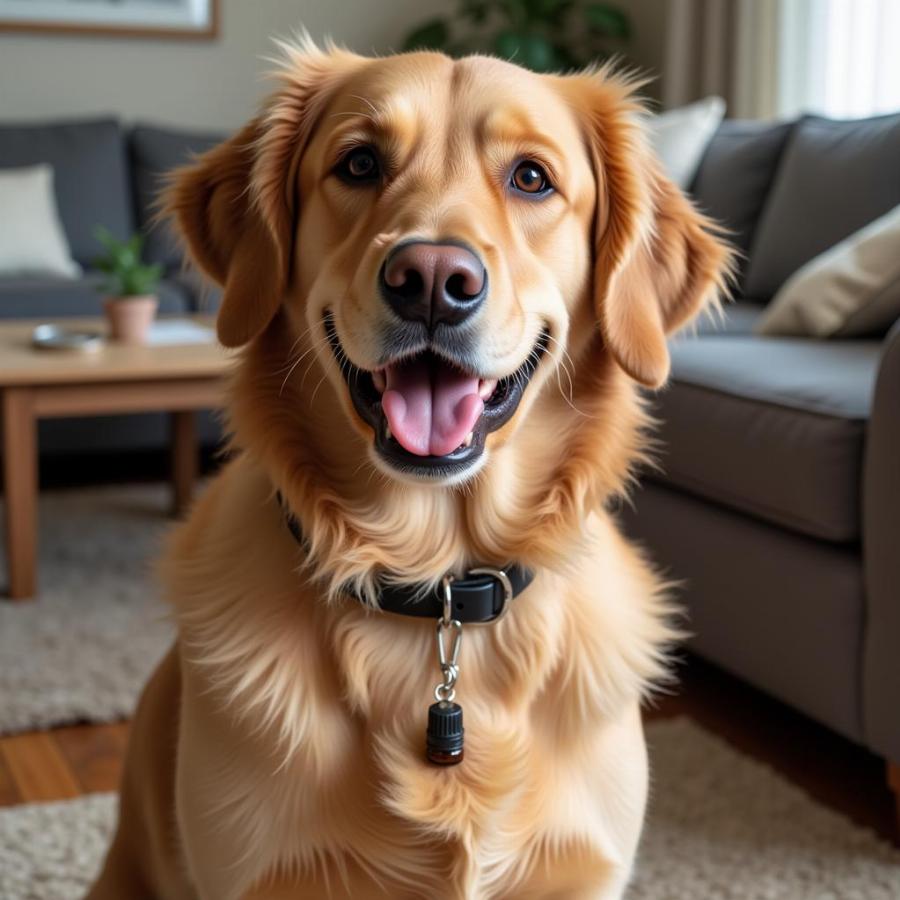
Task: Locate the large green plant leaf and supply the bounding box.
[494,30,558,71]
[400,1,631,70]
[497,0,527,14]
[522,0,568,19]
[551,43,580,69]
[403,19,450,51]
[584,3,630,37]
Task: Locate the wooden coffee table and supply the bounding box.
[0,317,232,600]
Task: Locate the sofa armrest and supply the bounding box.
[862,319,900,762]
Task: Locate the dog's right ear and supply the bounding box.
[168,121,285,348]
[167,40,362,348]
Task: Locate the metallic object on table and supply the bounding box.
[31,324,104,353]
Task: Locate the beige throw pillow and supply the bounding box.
[756,203,900,338]
[0,164,81,278]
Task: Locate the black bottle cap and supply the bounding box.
[426,701,464,765]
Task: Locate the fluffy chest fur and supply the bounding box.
[164,460,671,899]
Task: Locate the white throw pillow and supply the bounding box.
[755,204,900,339]
[0,164,81,278]
[647,96,726,189]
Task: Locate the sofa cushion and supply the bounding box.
[167,267,222,314]
[692,300,765,336]
[621,482,865,742]
[0,274,191,319]
[744,112,900,300]
[690,120,793,264]
[0,119,133,266]
[651,335,880,542]
[130,124,224,268]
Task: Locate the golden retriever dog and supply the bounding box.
[88,37,730,900]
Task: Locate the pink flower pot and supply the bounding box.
[104,295,158,345]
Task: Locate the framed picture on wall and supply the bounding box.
[0,0,219,39]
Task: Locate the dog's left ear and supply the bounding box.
[566,73,732,387]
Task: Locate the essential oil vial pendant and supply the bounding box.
[426,700,464,765]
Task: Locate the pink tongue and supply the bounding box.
[381,358,484,457]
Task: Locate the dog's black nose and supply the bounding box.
[380,241,487,329]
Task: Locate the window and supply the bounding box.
[778,0,900,119]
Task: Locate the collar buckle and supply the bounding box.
[462,566,514,625]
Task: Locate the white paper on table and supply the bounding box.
[145,319,216,346]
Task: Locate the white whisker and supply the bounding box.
[278,333,330,397]
[309,372,330,405]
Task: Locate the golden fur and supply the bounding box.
[88,38,731,900]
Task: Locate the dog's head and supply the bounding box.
[170,41,729,496]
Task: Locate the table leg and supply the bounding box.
[171,410,197,517]
[2,388,37,600]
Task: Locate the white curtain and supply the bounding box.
[663,0,900,120]
[778,0,900,119]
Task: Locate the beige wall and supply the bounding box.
[0,0,668,130]
[0,0,450,130]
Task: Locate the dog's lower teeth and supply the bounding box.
[478,378,498,400]
[372,370,386,393]
[463,432,474,448]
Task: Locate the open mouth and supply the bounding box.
[325,315,548,477]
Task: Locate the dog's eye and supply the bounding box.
[336,147,381,183]
[511,161,551,196]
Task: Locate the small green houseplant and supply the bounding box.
[402,0,630,73]
[94,227,163,345]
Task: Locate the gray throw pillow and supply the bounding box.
[690,119,793,272]
[744,112,900,300]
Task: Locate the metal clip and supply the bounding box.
[435,575,463,702]
[434,617,462,702]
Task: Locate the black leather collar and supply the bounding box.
[278,493,535,624]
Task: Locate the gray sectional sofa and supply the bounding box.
[622,112,900,789]
[0,118,222,454]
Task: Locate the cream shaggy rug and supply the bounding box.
[0,485,174,734]
[1,719,898,900]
